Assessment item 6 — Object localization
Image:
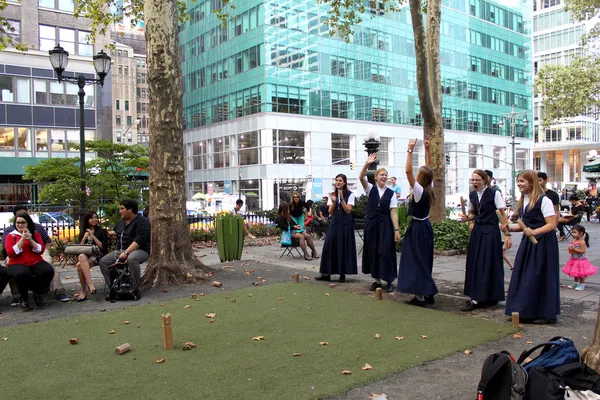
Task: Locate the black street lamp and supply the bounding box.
[363,130,380,185]
[48,44,111,226]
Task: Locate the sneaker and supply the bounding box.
[460,300,478,312]
[10,297,20,307]
[575,284,585,291]
[56,289,71,303]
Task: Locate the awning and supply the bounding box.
[583,159,600,173]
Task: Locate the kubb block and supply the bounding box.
[293,273,300,282]
[511,312,520,328]
[162,313,174,350]
[375,287,383,300]
[115,343,131,355]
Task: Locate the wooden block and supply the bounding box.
[517,220,538,245]
[375,287,383,300]
[162,313,174,350]
[293,273,300,282]
[511,312,520,328]
[115,343,131,355]
[460,196,466,216]
[212,281,222,287]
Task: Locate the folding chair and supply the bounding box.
[279,240,303,259]
[562,214,583,241]
[354,219,365,255]
[53,237,78,268]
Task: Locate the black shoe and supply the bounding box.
[481,300,498,308]
[33,293,44,307]
[76,296,87,303]
[315,274,331,281]
[338,275,346,283]
[460,300,478,312]
[20,296,31,310]
[132,289,142,301]
[10,297,19,307]
[385,282,394,293]
[425,295,435,304]
[530,318,557,325]
[405,296,426,307]
[369,281,382,291]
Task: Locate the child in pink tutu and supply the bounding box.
[563,225,597,291]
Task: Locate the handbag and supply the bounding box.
[64,244,100,256]
[280,226,292,246]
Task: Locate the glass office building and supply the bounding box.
[181,0,533,210]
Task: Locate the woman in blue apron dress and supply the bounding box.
[461,169,512,311]
[505,170,559,324]
[398,139,438,307]
[315,174,358,282]
[359,153,401,292]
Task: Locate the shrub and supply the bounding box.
[351,194,368,219]
[432,219,470,253]
[254,207,278,222]
[190,228,216,243]
[248,223,281,238]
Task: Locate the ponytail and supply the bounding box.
[584,232,590,248]
[572,225,590,247]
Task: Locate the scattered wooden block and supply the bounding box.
[212,281,222,287]
[162,313,174,350]
[293,273,300,282]
[115,343,131,355]
[375,287,383,300]
[69,338,78,345]
[512,312,520,328]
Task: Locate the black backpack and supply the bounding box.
[525,362,600,400]
[108,263,139,301]
[477,351,528,400]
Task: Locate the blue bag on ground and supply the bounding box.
[517,336,580,372]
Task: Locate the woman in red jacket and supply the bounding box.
[6,213,54,309]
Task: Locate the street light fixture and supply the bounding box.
[123,119,141,138]
[498,106,528,207]
[49,44,111,227]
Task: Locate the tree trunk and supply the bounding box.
[141,0,210,287]
[409,0,446,222]
[582,305,600,373]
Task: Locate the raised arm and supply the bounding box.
[359,153,377,191]
[406,139,417,188]
[424,139,432,168]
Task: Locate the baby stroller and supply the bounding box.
[107,260,139,302]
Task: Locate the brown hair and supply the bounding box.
[472,169,490,185]
[416,166,436,206]
[516,170,544,211]
[278,203,290,220]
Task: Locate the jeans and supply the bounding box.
[98,249,149,291]
[7,261,55,298]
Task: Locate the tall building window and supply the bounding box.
[116,115,121,126]
[273,130,305,164]
[39,0,74,12]
[238,131,259,165]
[378,137,391,166]
[493,146,504,169]
[127,116,132,126]
[192,140,208,170]
[469,144,483,168]
[3,20,20,43]
[213,137,230,168]
[125,100,129,111]
[36,128,48,151]
[39,25,90,55]
[116,99,120,110]
[331,134,350,165]
[0,76,14,101]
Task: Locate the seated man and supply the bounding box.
[558,195,586,241]
[98,200,151,300]
[232,199,256,239]
[2,205,70,304]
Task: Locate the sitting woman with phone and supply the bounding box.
[74,211,109,302]
[276,203,318,260]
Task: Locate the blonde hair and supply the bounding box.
[375,167,388,177]
[516,170,544,211]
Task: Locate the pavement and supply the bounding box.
[1,222,600,399]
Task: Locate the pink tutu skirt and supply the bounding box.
[562,257,598,279]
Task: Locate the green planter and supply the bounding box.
[216,214,245,262]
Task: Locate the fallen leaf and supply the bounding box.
[328,283,336,288]
[420,335,428,339]
[247,378,252,381]
[319,342,329,345]
[526,341,533,344]
[583,337,588,340]
[199,293,205,297]
[341,370,352,375]
[292,353,302,357]
[69,338,79,344]
[156,358,165,364]
[375,334,381,339]
[1,337,7,341]
[205,313,216,318]
[464,350,472,355]
[212,281,222,287]
[209,319,214,323]
[368,394,388,399]
[362,363,373,371]
[231,299,236,303]
[258,276,263,279]
[325,293,331,296]
[184,305,191,309]
[304,277,310,280]
[160,304,164,306]
[512,332,523,339]
[195,298,201,301]
[183,342,196,350]
[278,298,283,301]
[252,336,265,341]
[109,330,116,334]
[123,321,130,325]
[261,279,268,283]
[248,294,253,297]
[137,324,142,328]
[161,289,168,293]
[191,294,197,298]
[395,336,405,340]
[245,271,251,275]
[225,296,229,299]
[223,265,233,269]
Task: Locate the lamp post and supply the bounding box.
[49,44,111,226]
[498,106,528,207]
[123,119,140,140]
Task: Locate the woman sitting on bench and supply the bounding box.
[276,203,318,261]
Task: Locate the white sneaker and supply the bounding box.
[575,284,585,291]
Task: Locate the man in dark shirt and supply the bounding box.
[537,172,560,225]
[318,196,329,221]
[98,200,151,299]
[558,195,585,241]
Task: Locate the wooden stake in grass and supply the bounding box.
[162,313,174,350]
[375,287,383,301]
[512,312,520,328]
[115,343,131,355]
[293,273,299,283]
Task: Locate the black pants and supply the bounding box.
[0,267,8,296]
[309,219,328,238]
[558,220,577,237]
[7,262,55,297]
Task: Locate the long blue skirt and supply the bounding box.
[397,219,438,296]
[319,219,358,275]
[505,232,560,320]
[361,216,397,282]
[464,224,505,302]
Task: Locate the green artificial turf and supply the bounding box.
[0,283,513,399]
